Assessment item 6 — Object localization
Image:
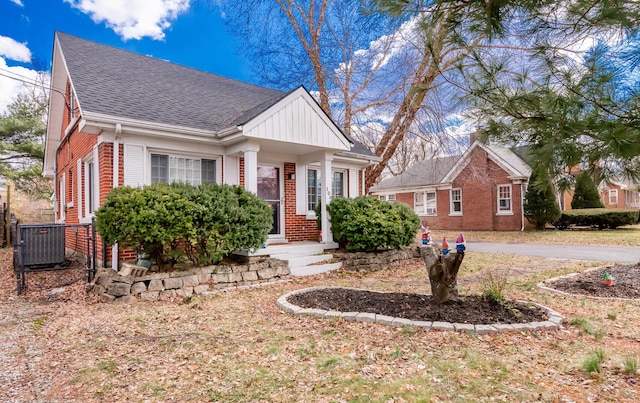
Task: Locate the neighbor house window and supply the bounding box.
[150,154,216,185]
[415,191,436,215]
[387,194,396,201]
[425,191,436,215]
[497,184,512,213]
[450,188,462,215]
[609,189,618,205]
[378,195,386,201]
[414,192,424,213]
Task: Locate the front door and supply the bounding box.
[257,164,284,239]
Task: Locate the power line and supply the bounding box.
[0,69,74,112]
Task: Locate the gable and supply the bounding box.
[442,142,531,183]
[241,87,352,151]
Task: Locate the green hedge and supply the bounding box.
[327,196,420,252]
[96,183,272,270]
[552,208,640,230]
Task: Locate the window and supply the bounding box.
[414,192,424,213]
[150,154,216,185]
[332,171,344,198]
[387,194,396,201]
[378,195,386,201]
[59,174,66,221]
[68,168,74,205]
[450,189,462,214]
[425,192,436,215]
[307,169,320,211]
[70,89,77,119]
[497,184,512,213]
[86,161,96,215]
[609,189,618,205]
[415,191,436,215]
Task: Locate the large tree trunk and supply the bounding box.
[420,245,464,303]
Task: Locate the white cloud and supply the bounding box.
[64,0,190,40]
[0,35,31,63]
[10,0,24,6]
[0,57,42,115]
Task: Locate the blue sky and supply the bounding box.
[0,0,251,113]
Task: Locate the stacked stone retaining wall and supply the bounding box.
[90,258,289,303]
[334,247,421,272]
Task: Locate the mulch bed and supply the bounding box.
[288,288,548,324]
[543,262,640,299]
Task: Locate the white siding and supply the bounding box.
[295,163,307,215]
[223,155,239,185]
[243,91,350,151]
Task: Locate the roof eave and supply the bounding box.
[80,112,219,141]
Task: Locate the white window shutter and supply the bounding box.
[295,163,307,215]
[77,159,82,219]
[92,147,100,211]
[348,168,358,198]
[123,144,145,187]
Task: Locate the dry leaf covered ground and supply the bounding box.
[1,239,639,402]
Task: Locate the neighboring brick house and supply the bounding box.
[370,140,531,231]
[43,33,378,267]
[600,178,640,209]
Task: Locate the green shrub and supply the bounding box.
[523,171,561,230]
[327,196,420,252]
[96,183,198,270]
[553,208,639,230]
[96,183,272,270]
[571,172,604,209]
[176,183,272,266]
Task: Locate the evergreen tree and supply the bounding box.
[0,93,51,199]
[523,170,561,230]
[571,172,604,209]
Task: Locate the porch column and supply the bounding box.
[320,152,333,243]
[242,145,260,194]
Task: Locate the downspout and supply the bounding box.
[110,124,121,270]
[520,183,525,231]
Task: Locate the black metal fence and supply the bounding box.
[12,220,97,295]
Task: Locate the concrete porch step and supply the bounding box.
[286,253,334,269]
[237,241,339,258]
[290,262,343,276]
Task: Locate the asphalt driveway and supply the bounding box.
[466,242,640,264]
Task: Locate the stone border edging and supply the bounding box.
[538,267,640,302]
[277,287,563,334]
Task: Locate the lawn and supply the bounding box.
[431,223,640,247]
[1,239,639,401]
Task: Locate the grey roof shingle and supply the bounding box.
[487,144,532,178]
[370,155,458,191]
[57,32,286,132]
[370,142,532,192]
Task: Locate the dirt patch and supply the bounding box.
[288,288,548,324]
[543,263,640,299]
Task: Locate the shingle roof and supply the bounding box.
[57,33,287,132]
[57,32,377,158]
[486,144,532,178]
[371,142,532,192]
[370,155,459,191]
